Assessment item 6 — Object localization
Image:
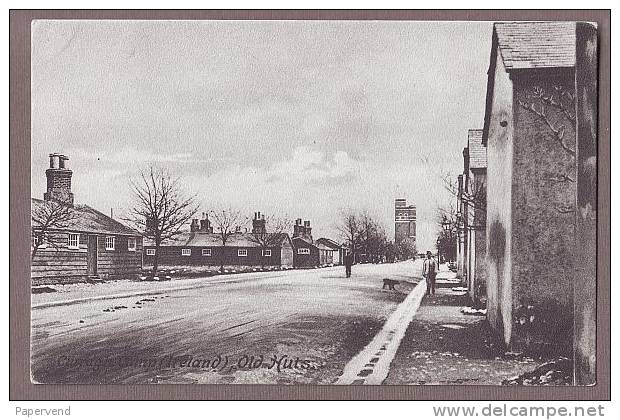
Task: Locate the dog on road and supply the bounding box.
[382,278,399,290]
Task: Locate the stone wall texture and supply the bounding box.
[511,70,576,354]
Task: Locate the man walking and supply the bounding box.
[344,251,353,278]
[422,251,438,296]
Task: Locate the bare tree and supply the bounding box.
[435,206,459,263]
[125,167,199,276]
[31,199,76,260]
[442,173,486,215]
[248,214,292,268]
[366,223,389,263]
[336,209,390,263]
[335,209,362,262]
[357,211,375,260]
[210,208,247,273]
[436,204,458,227]
[357,211,389,263]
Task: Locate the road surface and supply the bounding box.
[31,261,422,384]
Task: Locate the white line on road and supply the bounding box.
[334,279,427,385]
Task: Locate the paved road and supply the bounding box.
[31,261,422,384]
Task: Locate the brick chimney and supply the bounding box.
[303,220,313,242]
[199,212,213,233]
[293,218,304,238]
[44,153,74,205]
[252,211,266,234]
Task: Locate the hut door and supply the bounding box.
[87,235,98,276]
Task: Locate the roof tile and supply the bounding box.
[31,198,140,236]
[494,22,576,69]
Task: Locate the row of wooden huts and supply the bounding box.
[31,155,345,285]
[142,214,346,270]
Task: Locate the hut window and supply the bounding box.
[146,248,155,256]
[181,248,191,256]
[105,236,115,250]
[202,248,212,256]
[128,237,137,251]
[68,233,79,249]
[297,248,310,255]
[238,249,248,257]
[263,249,272,257]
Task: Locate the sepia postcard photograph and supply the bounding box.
[23,15,601,391]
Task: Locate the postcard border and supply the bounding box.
[9,9,611,401]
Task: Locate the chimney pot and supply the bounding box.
[49,153,62,169]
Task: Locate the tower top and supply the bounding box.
[395,198,416,209]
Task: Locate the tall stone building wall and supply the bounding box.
[484,50,515,349]
[511,71,576,353]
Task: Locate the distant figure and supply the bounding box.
[422,251,438,296]
[344,251,353,278]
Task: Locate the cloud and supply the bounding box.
[265,146,362,183]
[184,146,363,210]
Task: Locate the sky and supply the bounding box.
[31,20,493,251]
